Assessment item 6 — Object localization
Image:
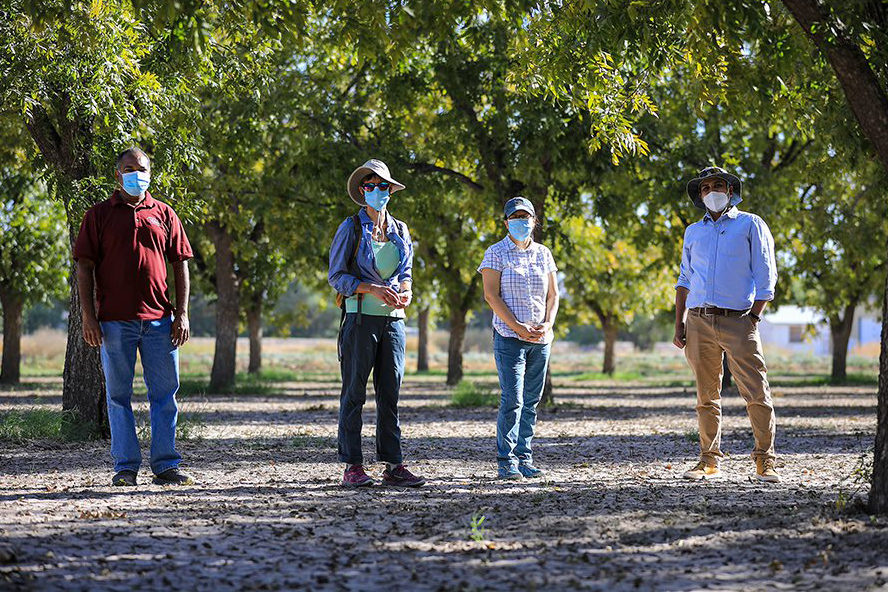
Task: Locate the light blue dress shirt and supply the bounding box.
[676,206,777,310]
[328,209,413,297]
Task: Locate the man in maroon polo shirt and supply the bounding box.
[74,147,194,487]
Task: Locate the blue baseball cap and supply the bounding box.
[503,196,535,219]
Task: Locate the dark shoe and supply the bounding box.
[152,468,194,486]
[518,464,545,478]
[343,464,374,487]
[497,467,524,480]
[112,470,137,487]
[382,464,426,488]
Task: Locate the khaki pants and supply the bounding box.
[684,310,776,465]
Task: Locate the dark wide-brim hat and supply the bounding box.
[347,159,405,206]
[686,166,742,210]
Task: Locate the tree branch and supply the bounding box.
[404,162,485,192]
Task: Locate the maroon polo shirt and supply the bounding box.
[74,190,193,322]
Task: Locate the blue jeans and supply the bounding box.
[100,316,181,474]
[337,314,405,465]
[494,332,551,471]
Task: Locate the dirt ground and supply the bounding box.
[1,373,886,591]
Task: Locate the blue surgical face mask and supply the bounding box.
[364,187,390,212]
[120,169,150,197]
[508,218,533,242]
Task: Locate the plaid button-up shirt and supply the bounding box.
[478,237,558,343]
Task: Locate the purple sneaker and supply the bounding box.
[382,464,426,488]
[343,464,374,487]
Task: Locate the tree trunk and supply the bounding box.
[871,269,888,513]
[208,222,239,392]
[25,100,106,435]
[779,0,888,515]
[829,305,856,383]
[540,362,554,406]
[446,307,467,386]
[62,262,108,438]
[417,306,430,372]
[0,290,24,385]
[247,295,262,375]
[602,318,618,375]
[782,0,888,172]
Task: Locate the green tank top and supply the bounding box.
[346,240,405,318]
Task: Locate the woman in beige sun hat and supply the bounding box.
[328,158,425,488]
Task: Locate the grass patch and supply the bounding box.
[135,411,205,441]
[569,370,644,381]
[769,373,878,387]
[450,380,497,408]
[0,408,65,440]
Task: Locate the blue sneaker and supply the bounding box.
[518,464,544,478]
[497,467,524,480]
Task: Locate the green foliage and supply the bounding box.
[468,511,487,542]
[450,380,497,408]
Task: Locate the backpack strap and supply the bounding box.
[338,214,364,360]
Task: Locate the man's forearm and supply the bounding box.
[77,263,97,321]
[750,300,769,317]
[173,261,190,316]
[675,287,689,324]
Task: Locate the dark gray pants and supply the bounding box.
[337,314,405,465]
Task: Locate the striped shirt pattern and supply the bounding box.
[478,237,558,344]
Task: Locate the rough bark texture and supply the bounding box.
[446,308,467,386]
[247,297,262,375]
[0,291,23,385]
[602,319,618,376]
[541,365,554,406]
[24,97,107,435]
[782,0,888,169]
[417,307,430,372]
[780,0,888,515]
[208,222,239,392]
[62,262,108,437]
[871,272,888,513]
[829,305,856,383]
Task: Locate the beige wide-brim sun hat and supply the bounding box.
[347,159,406,206]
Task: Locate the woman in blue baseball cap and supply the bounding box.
[477,197,560,480]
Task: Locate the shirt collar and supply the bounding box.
[503,235,535,251]
[359,208,397,235]
[703,205,739,223]
[111,189,155,209]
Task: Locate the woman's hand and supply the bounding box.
[371,284,402,308]
[531,321,552,341]
[395,289,413,309]
[515,323,544,342]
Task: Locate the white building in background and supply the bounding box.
[759,305,882,355]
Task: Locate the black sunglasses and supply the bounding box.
[361,182,391,191]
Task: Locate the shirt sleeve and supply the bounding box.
[165,210,193,262]
[750,216,777,301]
[73,208,99,263]
[544,247,557,274]
[328,217,361,297]
[477,246,503,273]
[397,221,413,284]
[675,226,692,290]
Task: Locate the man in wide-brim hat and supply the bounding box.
[673,165,781,483]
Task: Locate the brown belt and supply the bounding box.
[689,307,749,317]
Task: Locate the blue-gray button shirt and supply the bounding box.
[676,206,777,310]
[328,209,413,297]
